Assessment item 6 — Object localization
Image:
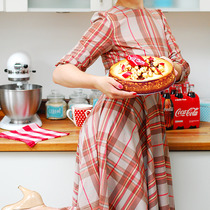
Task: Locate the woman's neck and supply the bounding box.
[115,0,144,9]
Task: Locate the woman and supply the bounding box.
[3,0,190,209]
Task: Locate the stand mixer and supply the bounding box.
[0,52,42,130]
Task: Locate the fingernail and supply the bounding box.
[133,93,137,96]
[118,84,123,89]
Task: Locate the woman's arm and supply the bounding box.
[53,64,137,99]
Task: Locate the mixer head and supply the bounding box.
[4,51,36,82]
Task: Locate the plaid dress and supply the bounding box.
[57,5,190,210]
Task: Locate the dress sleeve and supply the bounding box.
[55,12,113,72]
[160,11,190,83]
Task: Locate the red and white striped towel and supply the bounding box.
[0,123,69,147]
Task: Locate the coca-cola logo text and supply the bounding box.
[175,108,199,117]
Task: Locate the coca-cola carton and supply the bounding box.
[162,82,200,129]
[173,94,200,129]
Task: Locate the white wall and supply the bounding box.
[0,12,209,99]
[1,151,210,209]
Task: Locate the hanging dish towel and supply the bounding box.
[0,123,69,147]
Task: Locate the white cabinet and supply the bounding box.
[5,0,28,12]
[200,0,210,11]
[3,0,210,12]
[0,0,4,11]
[4,0,113,12]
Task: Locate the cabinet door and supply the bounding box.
[28,0,91,12]
[91,0,113,11]
[200,0,210,11]
[5,0,28,12]
[0,0,4,11]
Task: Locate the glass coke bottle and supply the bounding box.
[163,89,174,130]
[187,84,196,98]
[170,84,176,95]
[175,84,183,98]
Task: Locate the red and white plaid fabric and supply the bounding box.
[0,123,69,147]
[57,5,190,210]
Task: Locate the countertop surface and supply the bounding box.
[0,112,210,151]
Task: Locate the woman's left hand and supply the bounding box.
[160,56,182,82]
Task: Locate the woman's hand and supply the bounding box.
[53,64,137,99]
[94,76,137,99]
[160,56,182,82]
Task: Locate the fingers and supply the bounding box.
[106,77,137,99]
[108,77,124,90]
[108,89,137,99]
[96,76,137,99]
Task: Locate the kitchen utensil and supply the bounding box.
[0,84,42,124]
[0,52,42,130]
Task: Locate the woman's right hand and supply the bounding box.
[94,76,137,99]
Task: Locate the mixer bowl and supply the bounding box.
[0,84,42,124]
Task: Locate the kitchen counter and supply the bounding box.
[0,111,210,151]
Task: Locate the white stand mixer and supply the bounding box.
[0,52,42,130]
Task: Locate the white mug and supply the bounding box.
[66,104,93,127]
